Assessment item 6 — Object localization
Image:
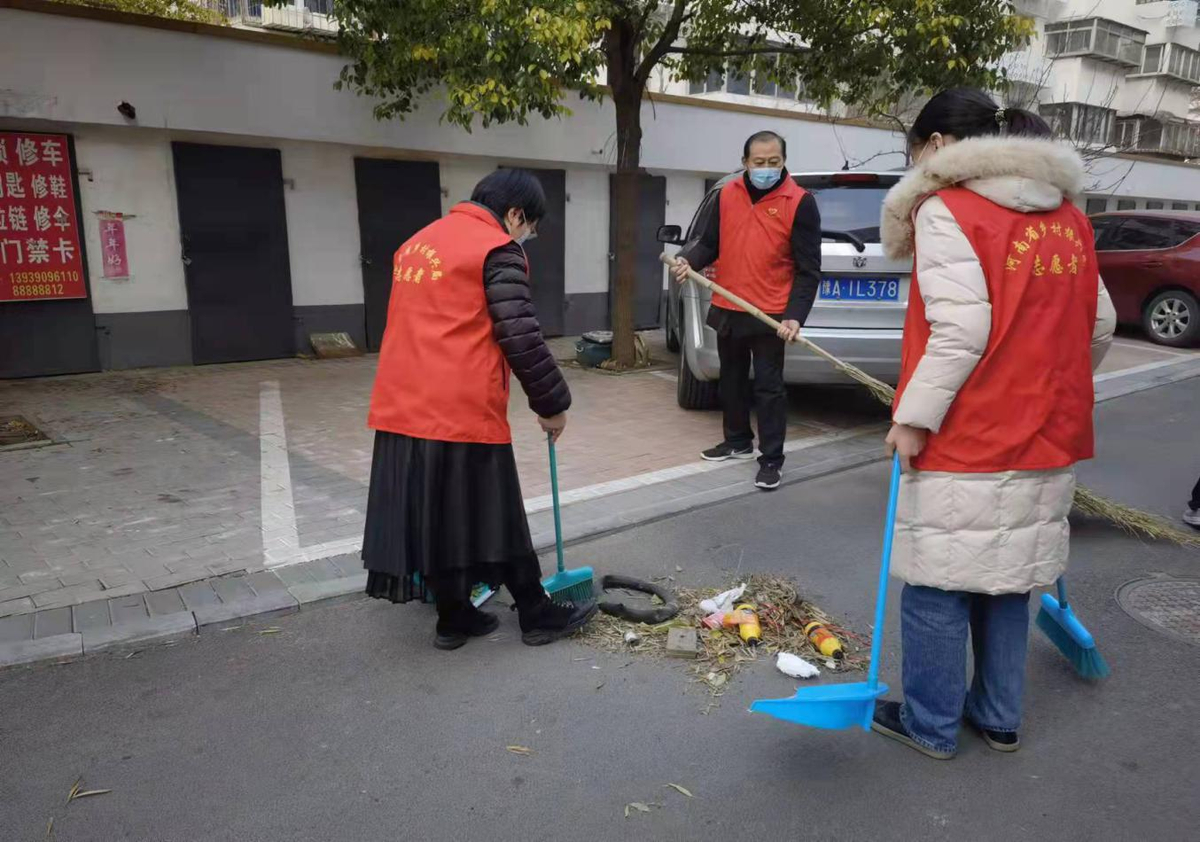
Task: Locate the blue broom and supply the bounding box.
[1036,577,1110,679]
[540,433,594,605]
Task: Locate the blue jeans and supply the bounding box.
[899,584,1031,754]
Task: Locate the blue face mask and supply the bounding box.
[748,167,782,190]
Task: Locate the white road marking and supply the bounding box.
[649,371,679,382]
[258,380,302,568]
[1093,356,1198,383]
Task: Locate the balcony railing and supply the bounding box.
[1134,42,1200,84]
[1045,18,1147,68]
[208,0,338,37]
[1117,116,1200,158]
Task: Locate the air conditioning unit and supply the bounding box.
[261,6,310,31]
[1166,0,1199,28]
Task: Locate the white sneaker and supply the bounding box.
[1184,507,1200,529]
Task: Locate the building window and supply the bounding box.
[1142,44,1165,74]
[1167,44,1200,83]
[687,54,803,102]
[1045,18,1146,67]
[1117,199,1137,210]
[1173,202,1190,210]
[1146,201,1165,210]
[1040,102,1115,146]
[1086,198,1108,214]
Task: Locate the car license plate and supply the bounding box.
[819,278,900,302]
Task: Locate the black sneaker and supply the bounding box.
[755,464,782,490]
[434,606,501,651]
[1184,507,1200,529]
[518,598,598,647]
[870,701,956,760]
[968,719,1021,753]
[701,443,755,462]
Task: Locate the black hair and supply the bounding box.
[910,87,1051,144]
[743,130,787,160]
[471,168,548,223]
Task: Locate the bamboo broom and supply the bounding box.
[659,253,1200,547]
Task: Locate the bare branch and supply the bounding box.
[635,0,688,87]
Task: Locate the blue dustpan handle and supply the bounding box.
[548,433,565,575]
[1056,576,1069,608]
[867,454,903,692]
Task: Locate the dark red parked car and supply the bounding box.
[1091,211,1200,347]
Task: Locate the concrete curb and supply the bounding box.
[0,562,367,672]
[4,360,1196,673]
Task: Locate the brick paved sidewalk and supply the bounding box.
[1,330,1192,621]
[0,333,890,618]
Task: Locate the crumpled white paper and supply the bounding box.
[699,583,746,615]
[776,652,820,679]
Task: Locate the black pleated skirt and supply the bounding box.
[361,431,538,604]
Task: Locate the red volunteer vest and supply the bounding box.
[367,203,516,444]
[895,188,1099,473]
[711,177,806,314]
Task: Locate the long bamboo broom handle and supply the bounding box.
[658,253,1200,547]
[658,253,897,401]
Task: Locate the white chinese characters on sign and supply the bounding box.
[1,132,87,302]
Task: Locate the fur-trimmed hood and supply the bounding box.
[881,137,1086,259]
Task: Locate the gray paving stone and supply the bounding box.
[192,589,298,628]
[0,633,83,669]
[211,576,256,605]
[81,612,197,654]
[307,559,342,582]
[245,571,289,597]
[144,570,210,592]
[31,581,105,610]
[0,597,38,617]
[288,572,367,606]
[177,581,221,611]
[145,588,187,617]
[33,607,73,639]
[0,612,34,643]
[328,554,363,578]
[273,564,316,587]
[109,594,150,626]
[72,599,112,632]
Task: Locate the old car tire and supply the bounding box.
[677,341,719,410]
[1143,290,1199,348]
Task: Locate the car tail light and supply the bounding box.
[831,173,880,185]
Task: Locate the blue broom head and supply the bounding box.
[542,566,595,604]
[1037,593,1110,680]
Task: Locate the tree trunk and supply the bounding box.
[606,24,644,368]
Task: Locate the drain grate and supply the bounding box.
[0,415,50,450]
[1116,578,1200,647]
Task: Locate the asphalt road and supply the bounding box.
[2,379,1198,842]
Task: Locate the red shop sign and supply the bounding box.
[0,132,87,302]
[99,213,130,279]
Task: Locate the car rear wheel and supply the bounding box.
[1143,290,1199,347]
[677,343,719,410]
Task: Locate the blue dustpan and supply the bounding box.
[750,454,902,731]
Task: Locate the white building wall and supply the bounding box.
[4,4,1200,372]
[278,140,362,307]
[71,127,188,315]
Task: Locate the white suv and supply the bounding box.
[657,171,910,409]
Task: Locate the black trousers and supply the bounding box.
[1190,474,1200,510]
[717,331,788,466]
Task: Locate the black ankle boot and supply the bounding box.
[516,596,597,647]
[434,603,500,651]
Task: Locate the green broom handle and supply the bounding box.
[548,432,565,575]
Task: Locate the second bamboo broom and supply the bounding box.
[659,253,1200,547]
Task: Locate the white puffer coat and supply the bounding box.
[880,137,1118,595]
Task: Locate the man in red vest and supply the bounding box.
[672,131,822,490]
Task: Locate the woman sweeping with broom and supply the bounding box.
[362,169,596,650]
[870,88,1117,758]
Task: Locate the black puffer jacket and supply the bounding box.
[484,241,572,419]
